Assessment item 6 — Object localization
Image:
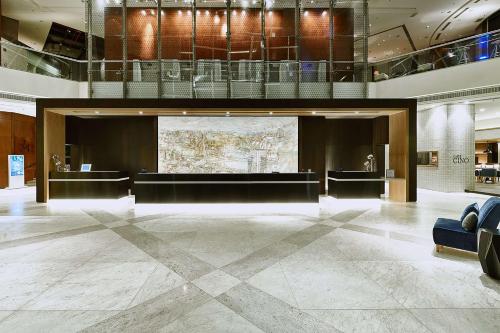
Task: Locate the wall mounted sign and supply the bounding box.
[8,155,25,189]
[452,155,471,164]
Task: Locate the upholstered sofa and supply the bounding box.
[433,197,500,252]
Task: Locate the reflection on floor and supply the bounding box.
[0,187,499,332]
[468,183,500,197]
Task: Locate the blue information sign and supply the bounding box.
[9,155,24,177]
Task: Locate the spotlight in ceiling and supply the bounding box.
[94,111,100,114]
[269,111,273,115]
[182,111,187,115]
[139,111,144,115]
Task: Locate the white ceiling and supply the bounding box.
[1,0,85,50]
[1,0,499,59]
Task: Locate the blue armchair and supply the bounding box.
[433,197,500,252]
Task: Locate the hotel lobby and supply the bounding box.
[1,0,500,332]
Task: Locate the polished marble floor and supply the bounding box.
[0,188,499,332]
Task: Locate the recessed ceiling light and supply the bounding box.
[182,111,187,115]
[226,112,230,115]
[312,111,316,115]
[269,112,273,115]
[94,111,100,114]
[139,111,143,115]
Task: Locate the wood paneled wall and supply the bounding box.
[40,111,65,201]
[299,116,386,194]
[66,116,158,191]
[12,113,36,182]
[0,112,36,188]
[325,119,374,173]
[389,111,408,202]
[0,111,11,188]
[103,8,353,62]
[299,117,326,193]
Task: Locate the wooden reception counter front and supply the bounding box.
[49,171,129,199]
[134,173,319,203]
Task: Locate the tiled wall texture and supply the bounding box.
[417,104,475,192]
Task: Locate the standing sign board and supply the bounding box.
[8,155,25,189]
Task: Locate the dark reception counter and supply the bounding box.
[328,171,385,199]
[49,171,129,199]
[134,173,319,203]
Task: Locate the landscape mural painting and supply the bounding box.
[158,117,298,173]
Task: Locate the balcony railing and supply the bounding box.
[370,29,500,82]
[89,59,367,98]
[0,39,87,82]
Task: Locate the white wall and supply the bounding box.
[373,57,500,99]
[417,104,475,192]
[0,67,84,98]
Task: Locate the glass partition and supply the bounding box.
[86,0,369,99]
[0,39,86,81]
[229,0,264,98]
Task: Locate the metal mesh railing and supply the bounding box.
[87,0,369,98]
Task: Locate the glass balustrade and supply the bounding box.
[0,39,87,81]
[371,29,500,82]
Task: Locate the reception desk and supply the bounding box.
[328,171,384,199]
[49,171,129,199]
[134,173,319,203]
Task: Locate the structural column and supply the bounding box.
[86,0,93,98]
[328,0,336,99]
[226,0,232,98]
[122,0,128,98]
[157,0,162,99]
[260,0,267,98]
[191,0,197,98]
[362,0,369,97]
[294,0,301,98]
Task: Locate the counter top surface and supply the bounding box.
[135,173,318,183]
[50,171,129,180]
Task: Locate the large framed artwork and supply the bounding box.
[158,117,298,173]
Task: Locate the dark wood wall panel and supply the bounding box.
[298,117,326,194]
[0,111,12,188]
[12,113,36,182]
[300,116,389,193]
[66,116,158,189]
[325,119,374,173]
[0,112,36,188]
[372,116,389,146]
